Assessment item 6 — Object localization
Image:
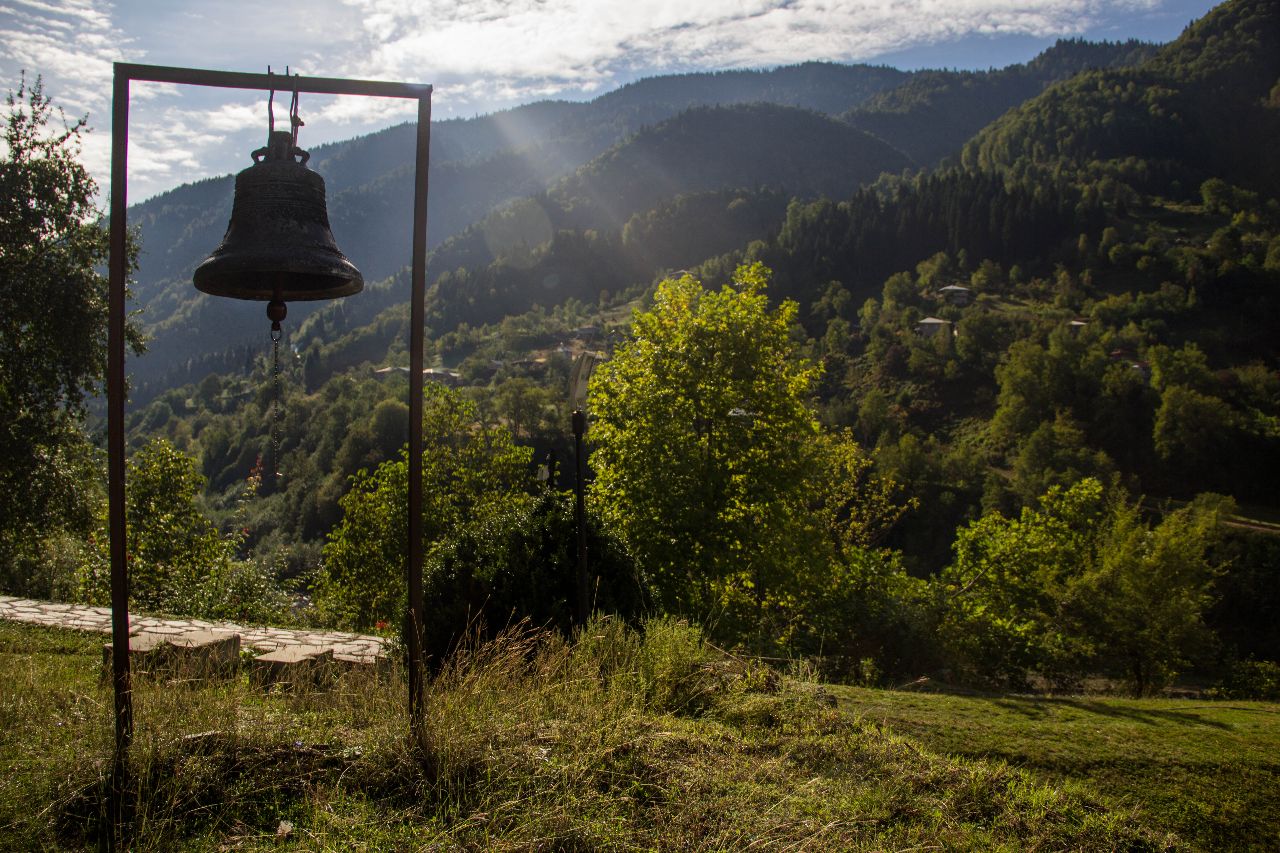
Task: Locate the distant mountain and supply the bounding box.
[962,0,1280,195]
[844,38,1157,166]
[591,62,907,117]
[124,62,911,398]
[551,103,910,233]
[122,38,1175,401]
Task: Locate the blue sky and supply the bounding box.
[0,0,1219,202]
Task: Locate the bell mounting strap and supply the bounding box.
[266,66,305,148]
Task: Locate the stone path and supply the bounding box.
[0,596,385,665]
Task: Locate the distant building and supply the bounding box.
[572,325,600,340]
[509,358,548,374]
[1104,350,1150,382]
[915,316,953,337]
[937,285,973,306]
[423,368,462,386]
[374,365,461,387]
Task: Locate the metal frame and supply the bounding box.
[107,64,432,761]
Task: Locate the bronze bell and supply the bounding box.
[194,130,362,317]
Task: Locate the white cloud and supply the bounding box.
[0,0,134,111]
[2,0,1186,200]
[336,0,1162,85]
[301,0,1165,124]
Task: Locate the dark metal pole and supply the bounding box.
[407,94,431,727]
[107,66,133,762]
[107,64,133,847]
[572,409,588,623]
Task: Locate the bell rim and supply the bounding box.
[194,259,364,302]
[193,278,365,301]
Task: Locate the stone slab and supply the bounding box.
[251,645,335,689]
[103,629,240,680]
[3,598,388,677]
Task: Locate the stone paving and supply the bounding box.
[0,595,385,665]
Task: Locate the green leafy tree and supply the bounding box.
[315,384,531,630]
[1009,414,1115,508]
[588,262,819,614]
[989,329,1106,448]
[0,76,142,577]
[780,432,926,675]
[939,477,1226,693]
[589,263,821,617]
[1147,343,1213,394]
[590,265,918,659]
[1087,494,1227,694]
[939,478,1105,688]
[808,429,917,556]
[80,439,236,612]
[493,376,556,441]
[1153,384,1239,477]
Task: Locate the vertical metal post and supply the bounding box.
[572,409,588,622]
[107,66,133,763]
[407,94,431,726]
[107,65,133,848]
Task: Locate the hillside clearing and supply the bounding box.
[837,684,1280,850]
[0,620,1199,851]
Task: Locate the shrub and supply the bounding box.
[420,491,648,663]
[1211,659,1280,701]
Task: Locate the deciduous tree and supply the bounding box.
[315,385,531,630]
[589,263,831,618]
[0,76,142,581]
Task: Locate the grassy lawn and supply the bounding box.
[835,685,1280,851]
[4,619,1276,850]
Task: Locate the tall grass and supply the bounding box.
[0,618,1171,850]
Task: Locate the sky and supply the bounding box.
[0,0,1220,203]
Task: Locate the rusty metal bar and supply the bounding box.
[113,63,431,99]
[573,409,588,623]
[107,63,133,768]
[407,94,431,726]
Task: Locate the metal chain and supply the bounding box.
[271,327,282,483]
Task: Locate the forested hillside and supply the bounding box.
[122,41,1161,401]
[964,0,1280,194]
[8,0,1277,699]
[124,62,913,398]
[845,37,1157,165]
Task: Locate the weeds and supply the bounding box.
[0,618,1176,850]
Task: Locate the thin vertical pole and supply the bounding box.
[573,409,588,623]
[107,67,133,760]
[107,65,133,845]
[407,94,431,727]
